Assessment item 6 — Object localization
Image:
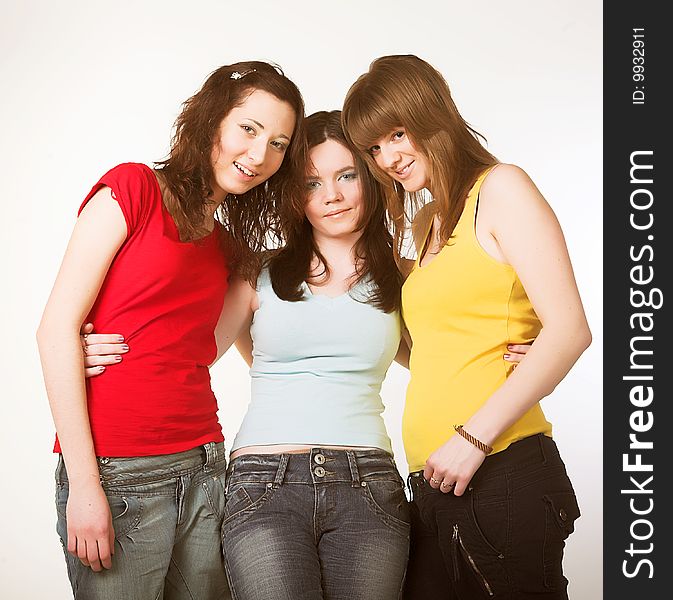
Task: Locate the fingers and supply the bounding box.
[97,537,113,570]
[507,344,531,354]
[68,534,113,571]
[85,334,125,345]
[86,342,128,355]
[85,366,106,378]
[439,480,455,494]
[84,353,123,367]
[80,322,95,335]
[504,352,525,363]
[505,343,531,364]
[427,473,457,494]
[453,479,468,497]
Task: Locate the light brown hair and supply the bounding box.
[342,54,497,261]
[156,61,307,281]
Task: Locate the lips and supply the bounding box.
[394,161,414,179]
[324,208,351,218]
[234,161,257,178]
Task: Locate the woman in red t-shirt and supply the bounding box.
[36,61,307,599]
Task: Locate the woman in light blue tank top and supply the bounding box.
[211,111,410,599]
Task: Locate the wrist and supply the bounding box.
[68,472,103,491]
[453,424,493,455]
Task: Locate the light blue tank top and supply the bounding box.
[231,269,400,453]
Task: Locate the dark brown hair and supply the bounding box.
[342,54,497,261]
[268,110,401,313]
[156,61,307,281]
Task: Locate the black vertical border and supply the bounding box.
[604,3,670,598]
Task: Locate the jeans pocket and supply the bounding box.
[222,482,275,534]
[361,480,411,536]
[542,491,581,588]
[55,484,143,541]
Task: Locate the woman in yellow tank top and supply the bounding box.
[343,56,591,599]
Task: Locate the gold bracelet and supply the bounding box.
[453,425,493,455]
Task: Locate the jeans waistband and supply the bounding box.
[407,434,558,496]
[228,448,399,488]
[56,441,226,485]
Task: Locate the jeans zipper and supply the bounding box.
[455,524,495,596]
[451,524,461,580]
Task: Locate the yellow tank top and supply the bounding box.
[401,167,552,472]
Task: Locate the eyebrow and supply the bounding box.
[305,165,356,180]
[245,118,291,142]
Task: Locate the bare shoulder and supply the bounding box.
[480,163,548,214]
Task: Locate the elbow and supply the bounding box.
[576,319,592,355]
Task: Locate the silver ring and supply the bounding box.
[440,481,454,489]
[430,476,440,485]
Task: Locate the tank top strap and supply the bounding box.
[455,164,500,237]
[466,164,499,210]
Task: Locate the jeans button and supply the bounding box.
[314,453,326,465]
[559,508,568,522]
[98,457,110,465]
[314,466,326,477]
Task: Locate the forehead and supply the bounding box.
[308,140,354,173]
[225,89,296,134]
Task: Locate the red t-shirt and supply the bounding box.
[54,163,228,456]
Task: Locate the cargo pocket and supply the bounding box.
[542,491,581,588]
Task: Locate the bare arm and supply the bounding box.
[36,188,127,570]
[211,276,255,366]
[234,329,254,367]
[393,323,412,368]
[425,165,591,495]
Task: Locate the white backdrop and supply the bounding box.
[0,1,602,598]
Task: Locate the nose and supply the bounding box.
[323,182,343,204]
[247,139,268,166]
[378,144,400,170]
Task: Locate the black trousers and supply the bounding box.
[403,435,580,600]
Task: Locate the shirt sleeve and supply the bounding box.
[78,163,153,237]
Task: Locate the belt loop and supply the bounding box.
[406,473,415,502]
[346,450,361,487]
[203,442,215,472]
[273,454,289,488]
[538,434,548,465]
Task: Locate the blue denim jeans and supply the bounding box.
[55,442,230,600]
[404,435,580,600]
[222,448,410,600]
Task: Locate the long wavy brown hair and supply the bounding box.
[156,61,307,281]
[342,54,497,262]
[268,111,401,313]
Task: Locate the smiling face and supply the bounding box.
[304,139,364,242]
[210,89,296,202]
[368,128,430,193]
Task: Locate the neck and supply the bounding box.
[312,231,362,276]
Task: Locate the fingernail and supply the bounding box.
[97,366,105,372]
[121,345,129,351]
[507,344,513,350]
[504,354,511,359]
[117,336,125,343]
[114,356,122,362]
